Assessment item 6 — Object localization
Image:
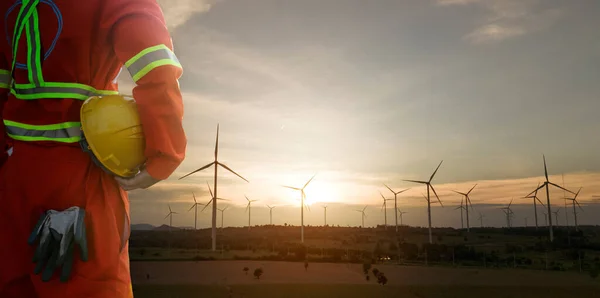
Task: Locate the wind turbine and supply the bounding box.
[524,217,528,227]
[564,187,583,231]
[322,205,328,226]
[454,199,465,229]
[217,206,228,228]
[379,192,393,229]
[500,199,514,228]
[397,208,408,226]
[164,204,178,231]
[187,192,206,230]
[523,183,545,230]
[282,174,316,243]
[452,184,477,231]
[525,155,574,242]
[403,160,444,244]
[266,205,276,225]
[552,208,561,226]
[542,212,548,226]
[384,184,410,233]
[179,124,249,251]
[356,205,368,227]
[478,212,485,228]
[245,196,258,230]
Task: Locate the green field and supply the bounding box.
[132,284,600,298]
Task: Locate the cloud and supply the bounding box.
[156,0,219,30]
[437,0,564,44]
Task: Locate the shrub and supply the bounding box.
[254,268,263,279]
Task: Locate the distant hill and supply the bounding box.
[131,224,155,231]
[153,224,182,231]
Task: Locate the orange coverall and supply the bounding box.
[0,0,186,297]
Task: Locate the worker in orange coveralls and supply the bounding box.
[0,0,186,297]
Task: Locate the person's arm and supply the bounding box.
[108,0,187,185]
[0,36,10,166]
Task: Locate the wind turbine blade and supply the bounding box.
[193,192,197,203]
[282,185,301,191]
[451,190,464,195]
[429,160,443,182]
[468,184,478,195]
[179,162,216,180]
[396,188,410,195]
[206,181,214,198]
[536,197,546,207]
[430,185,443,207]
[362,205,368,212]
[379,191,386,200]
[245,195,250,202]
[188,204,195,212]
[200,199,213,212]
[164,213,170,219]
[215,124,219,159]
[575,200,584,212]
[574,187,582,199]
[303,174,317,189]
[384,184,394,194]
[403,180,428,184]
[216,198,230,201]
[525,184,545,197]
[168,204,172,213]
[543,155,548,181]
[218,162,249,183]
[549,182,575,194]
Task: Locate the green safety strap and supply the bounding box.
[0,70,10,89]
[10,0,41,84]
[125,44,182,82]
[3,119,82,143]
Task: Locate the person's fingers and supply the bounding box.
[41,239,61,282]
[60,241,75,283]
[28,213,49,245]
[114,170,160,191]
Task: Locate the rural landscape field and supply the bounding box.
[129,224,600,297]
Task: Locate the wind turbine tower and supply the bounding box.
[452,184,477,231]
[356,206,368,227]
[245,195,258,230]
[267,205,276,225]
[322,205,328,226]
[217,206,228,228]
[525,155,574,242]
[384,184,410,233]
[379,192,393,229]
[455,198,465,229]
[403,160,444,244]
[179,124,249,251]
[282,174,316,243]
[524,183,545,230]
[187,192,206,230]
[564,187,584,231]
[397,208,408,226]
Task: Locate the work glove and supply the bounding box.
[28,206,88,282]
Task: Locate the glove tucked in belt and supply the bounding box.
[28,206,89,282]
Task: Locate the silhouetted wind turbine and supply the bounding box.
[384,184,410,233]
[552,208,561,226]
[282,174,316,243]
[478,212,485,228]
[564,187,583,231]
[524,217,528,227]
[245,196,258,230]
[455,199,465,229]
[404,160,444,244]
[322,205,328,226]
[542,211,548,226]
[165,204,178,232]
[452,184,477,232]
[379,192,393,229]
[179,124,249,251]
[500,199,514,228]
[525,155,574,242]
[217,206,228,228]
[523,183,545,230]
[187,192,206,230]
[397,208,408,226]
[356,205,368,227]
[267,205,276,225]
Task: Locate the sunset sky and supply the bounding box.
[120,0,600,229]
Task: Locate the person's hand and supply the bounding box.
[114,168,160,191]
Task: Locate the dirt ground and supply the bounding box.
[130,260,599,286]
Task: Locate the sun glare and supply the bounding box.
[304,181,340,206]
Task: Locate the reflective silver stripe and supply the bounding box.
[11,85,118,100]
[127,47,181,80]
[5,124,81,141]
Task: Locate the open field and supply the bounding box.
[131,261,600,297]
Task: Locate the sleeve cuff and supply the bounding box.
[144,155,182,180]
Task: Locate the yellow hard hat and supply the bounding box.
[80,94,146,178]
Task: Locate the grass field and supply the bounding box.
[132,284,600,298]
[130,260,600,297]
